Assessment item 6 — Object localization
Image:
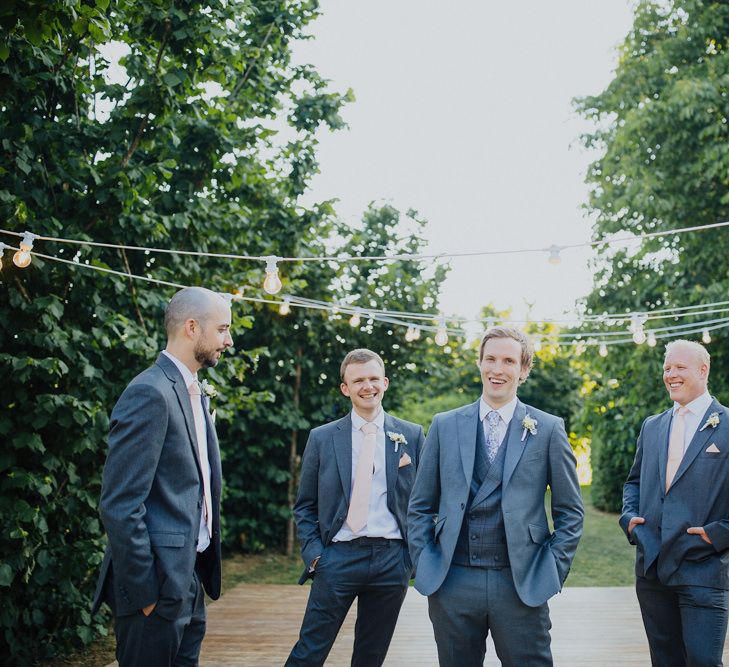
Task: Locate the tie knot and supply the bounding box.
[361,422,378,436]
[676,406,689,417]
[486,411,500,427]
[188,381,202,396]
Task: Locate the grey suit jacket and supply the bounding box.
[294,411,424,584]
[407,399,584,607]
[621,398,729,588]
[91,354,222,620]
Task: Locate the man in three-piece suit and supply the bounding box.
[91,287,233,666]
[408,326,584,667]
[621,339,729,666]
[286,348,424,667]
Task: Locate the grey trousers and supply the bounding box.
[428,564,552,667]
[113,571,206,667]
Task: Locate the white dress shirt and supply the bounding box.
[333,408,402,542]
[479,395,518,447]
[162,350,211,552]
[671,391,713,453]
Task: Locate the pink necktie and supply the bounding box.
[666,406,689,491]
[346,422,378,533]
[188,381,213,535]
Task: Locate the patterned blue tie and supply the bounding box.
[486,410,501,463]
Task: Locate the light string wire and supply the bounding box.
[6,244,729,347]
[0,219,728,263]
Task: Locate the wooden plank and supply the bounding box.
[108,585,729,666]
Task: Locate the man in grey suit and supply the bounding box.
[91,287,233,666]
[285,348,424,667]
[621,339,729,666]
[408,326,584,667]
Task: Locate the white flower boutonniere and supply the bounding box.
[200,379,218,399]
[387,431,407,452]
[700,411,720,431]
[521,415,538,442]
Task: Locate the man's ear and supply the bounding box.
[183,318,198,339]
[340,382,350,398]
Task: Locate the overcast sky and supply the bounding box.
[292,1,635,324]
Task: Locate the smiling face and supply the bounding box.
[663,343,709,406]
[340,359,389,421]
[478,336,530,409]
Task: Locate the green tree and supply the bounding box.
[574,0,729,510]
[0,0,352,661]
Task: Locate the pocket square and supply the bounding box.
[706,443,721,453]
[398,453,412,468]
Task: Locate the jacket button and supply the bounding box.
[471,554,477,560]
[471,534,477,541]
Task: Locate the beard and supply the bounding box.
[193,339,220,368]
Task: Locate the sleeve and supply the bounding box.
[293,430,324,568]
[407,415,442,569]
[547,417,585,584]
[99,382,168,610]
[619,420,646,544]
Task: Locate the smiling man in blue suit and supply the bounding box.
[621,339,729,667]
[408,326,584,667]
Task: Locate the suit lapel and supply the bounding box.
[156,354,203,479]
[502,401,527,489]
[383,413,398,503]
[333,414,353,502]
[670,399,724,490]
[457,401,480,484]
[203,394,222,494]
[656,409,672,494]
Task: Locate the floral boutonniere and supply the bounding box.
[700,411,720,431]
[200,379,218,400]
[387,431,407,453]
[521,415,538,442]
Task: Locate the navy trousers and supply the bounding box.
[428,564,553,667]
[636,575,729,667]
[285,537,411,667]
[113,570,206,667]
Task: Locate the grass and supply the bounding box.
[48,486,635,665]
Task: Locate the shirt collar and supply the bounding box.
[162,350,198,390]
[351,408,385,431]
[479,396,518,424]
[673,391,712,418]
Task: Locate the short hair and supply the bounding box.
[164,287,227,336]
[479,326,534,372]
[664,339,711,368]
[340,348,386,381]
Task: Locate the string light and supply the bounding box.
[349,309,361,328]
[411,326,421,340]
[647,331,657,347]
[599,343,608,357]
[702,329,711,344]
[632,327,647,345]
[547,245,562,265]
[404,327,415,342]
[12,232,38,269]
[434,318,448,346]
[263,256,282,295]
[279,297,291,316]
[0,242,9,270]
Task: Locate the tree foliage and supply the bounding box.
[574,0,729,510]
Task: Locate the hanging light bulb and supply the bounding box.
[0,242,8,270]
[547,244,562,265]
[632,327,647,345]
[404,327,415,342]
[434,318,448,347]
[647,331,657,347]
[411,326,421,341]
[599,343,608,357]
[262,256,283,295]
[349,309,361,328]
[702,329,711,344]
[12,232,38,269]
[533,336,542,352]
[279,297,291,316]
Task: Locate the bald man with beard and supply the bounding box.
[92,287,233,667]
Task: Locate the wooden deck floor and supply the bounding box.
[194,584,728,666]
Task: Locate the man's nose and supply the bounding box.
[224,332,233,347]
